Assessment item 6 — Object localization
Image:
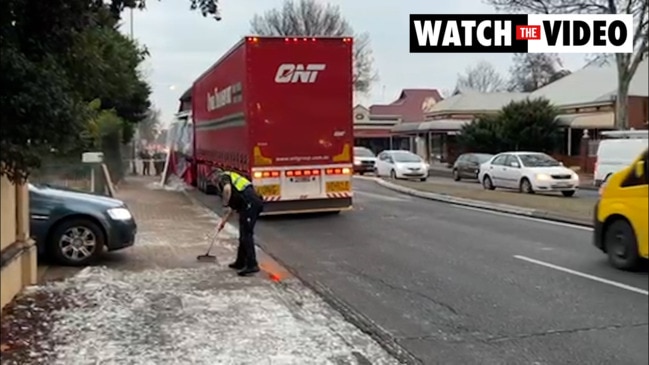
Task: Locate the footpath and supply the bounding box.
[0,176,397,365]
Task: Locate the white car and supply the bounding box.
[375,150,429,181]
[353,146,378,175]
[478,152,579,197]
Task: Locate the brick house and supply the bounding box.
[355,89,442,154]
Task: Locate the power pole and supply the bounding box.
[130,7,138,175]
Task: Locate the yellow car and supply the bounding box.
[593,148,648,270]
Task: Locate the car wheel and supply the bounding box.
[482,175,495,190]
[452,169,461,181]
[48,218,105,266]
[419,177,427,182]
[561,190,576,197]
[373,167,379,176]
[390,169,397,179]
[604,219,640,270]
[359,171,364,175]
[519,178,534,194]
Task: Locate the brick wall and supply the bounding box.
[628,96,649,129]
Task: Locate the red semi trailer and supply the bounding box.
[191,36,354,215]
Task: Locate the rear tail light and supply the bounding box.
[325,167,351,175]
[286,169,321,177]
[253,170,280,179]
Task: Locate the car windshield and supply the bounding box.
[354,148,375,157]
[474,154,493,163]
[392,152,421,163]
[518,153,561,167]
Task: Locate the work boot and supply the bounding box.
[228,262,244,270]
[237,266,260,276]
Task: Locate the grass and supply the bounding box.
[389,179,595,221]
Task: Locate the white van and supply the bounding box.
[594,131,648,186]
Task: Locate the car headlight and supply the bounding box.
[107,207,132,220]
[354,160,361,165]
[535,173,551,181]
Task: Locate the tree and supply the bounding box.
[455,61,506,93]
[508,53,571,91]
[485,0,649,129]
[457,114,505,154]
[0,0,150,183]
[139,108,162,143]
[458,98,562,153]
[249,0,377,93]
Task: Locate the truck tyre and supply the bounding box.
[604,219,641,271]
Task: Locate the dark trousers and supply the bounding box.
[235,195,263,268]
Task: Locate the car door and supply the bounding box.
[501,155,523,188]
[463,155,480,178]
[487,154,508,187]
[620,151,649,258]
[376,153,388,176]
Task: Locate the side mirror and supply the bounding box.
[635,160,645,178]
[510,162,519,168]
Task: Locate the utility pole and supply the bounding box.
[130,7,138,175]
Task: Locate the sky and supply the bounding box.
[127,0,590,125]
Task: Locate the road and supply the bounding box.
[195,179,648,365]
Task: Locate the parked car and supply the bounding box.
[29,184,137,266]
[375,150,428,181]
[353,146,377,174]
[593,148,648,270]
[594,135,648,186]
[452,153,494,181]
[478,152,579,197]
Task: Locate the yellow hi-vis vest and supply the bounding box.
[225,171,251,191]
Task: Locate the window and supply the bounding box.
[621,151,648,187]
[504,155,520,167]
[518,153,560,167]
[491,155,508,165]
[392,151,422,163]
[354,147,375,157]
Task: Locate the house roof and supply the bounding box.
[424,92,528,116]
[370,89,442,122]
[530,59,648,106]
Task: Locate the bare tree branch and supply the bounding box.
[455,61,507,92]
[484,0,649,129]
[249,0,377,93]
[508,53,570,91]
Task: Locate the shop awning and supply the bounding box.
[418,119,472,131]
[391,122,422,134]
[555,112,615,129]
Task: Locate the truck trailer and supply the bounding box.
[191,36,354,215]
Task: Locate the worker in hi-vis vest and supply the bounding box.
[212,168,264,276]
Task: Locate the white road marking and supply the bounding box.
[353,190,410,202]
[514,255,648,296]
[451,204,593,232]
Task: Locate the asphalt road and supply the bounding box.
[194,179,648,365]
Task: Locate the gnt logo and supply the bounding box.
[409,14,633,53]
[275,64,326,83]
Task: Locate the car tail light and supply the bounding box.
[253,170,280,178]
[325,168,351,175]
[286,169,321,177]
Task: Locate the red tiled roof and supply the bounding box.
[369,89,442,122]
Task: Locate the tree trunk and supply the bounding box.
[615,77,631,129]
